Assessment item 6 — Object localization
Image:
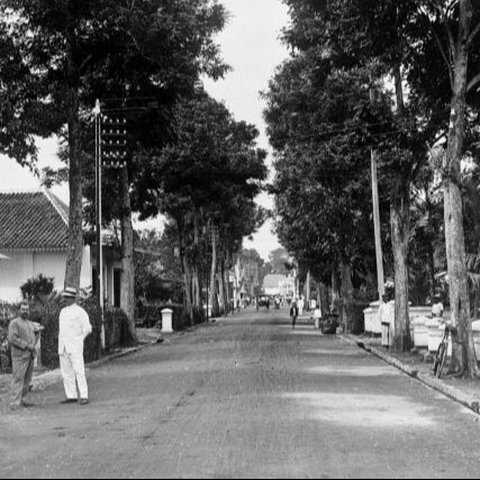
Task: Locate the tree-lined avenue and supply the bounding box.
[1,310,480,478]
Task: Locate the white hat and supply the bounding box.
[62,287,77,298]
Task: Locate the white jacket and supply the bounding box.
[58,303,92,355]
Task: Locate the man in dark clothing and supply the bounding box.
[8,301,40,410]
[290,301,299,329]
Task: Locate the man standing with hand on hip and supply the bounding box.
[58,287,92,405]
[8,300,41,410]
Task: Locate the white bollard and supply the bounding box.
[161,308,174,333]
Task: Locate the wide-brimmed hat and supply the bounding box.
[62,287,77,298]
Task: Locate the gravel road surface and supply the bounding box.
[1,309,480,478]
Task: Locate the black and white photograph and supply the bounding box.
[1,0,480,478]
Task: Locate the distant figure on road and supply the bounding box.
[8,300,42,411]
[58,287,92,406]
[298,296,304,316]
[274,296,280,309]
[290,301,299,329]
[313,306,322,329]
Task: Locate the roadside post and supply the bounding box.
[161,308,174,333]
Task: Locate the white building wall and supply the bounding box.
[79,245,92,290]
[33,252,66,293]
[0,252,34,301]
[0,246,92,302]
[265,287,280,296]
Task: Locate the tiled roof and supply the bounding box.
[0,190,69,251]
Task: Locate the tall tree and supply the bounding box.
[0,0,228,292]
[265,53,392,331]
[422,0,480,376]
[135,92,267,320]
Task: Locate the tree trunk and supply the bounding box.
[316,281,327,317]
[464,181,480,251]
[182,254,194,325]
[218,261,225,315]
[321,282,328,316]
[120,167,137,344]
[177,217,194,324]
[192,212,201,309]
[340,262,354,333]
[305,269,311,309]
[64,89,84,290]
[443,0,478,377]
[192,268,201,309]
[331,269,339,311]
[389,63,411,351]
[474,288,480,322]
[444,180,476,374]
[390,181,411,351]
[223,261,231,314]
[209,228,219,317]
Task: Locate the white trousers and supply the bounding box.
[59,351,88,399]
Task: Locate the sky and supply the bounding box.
[203,0,290,259]
[0,0,290,260]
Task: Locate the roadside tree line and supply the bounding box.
[0,0,266,333]
[264,0,480,377]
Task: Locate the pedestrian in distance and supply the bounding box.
[298,295,304,316]
[58,287,92,405]
[290,301,299,329]
[8,300,43,411]
[431,294,444,319]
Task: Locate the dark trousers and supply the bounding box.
[291,315,297,329]
[10,355,34,407]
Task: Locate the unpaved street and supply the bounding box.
[1,309,480,478]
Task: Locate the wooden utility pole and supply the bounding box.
[94,99,105,350]
[94,98,130,349]
[369,77,385,301]
[371,149,385,300]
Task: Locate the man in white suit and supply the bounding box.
[58,287,92,405]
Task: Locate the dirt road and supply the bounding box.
[1,309,480,478]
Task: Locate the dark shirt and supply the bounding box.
[8,317,36,358]
[290,306,299,317]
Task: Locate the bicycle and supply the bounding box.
[432,323,457,378]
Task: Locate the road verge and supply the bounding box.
[341,334,480,415]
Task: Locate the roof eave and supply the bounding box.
[0,247,68,253]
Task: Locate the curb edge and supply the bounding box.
[341,334,480,415]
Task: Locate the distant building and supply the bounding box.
[263,274,294,296]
